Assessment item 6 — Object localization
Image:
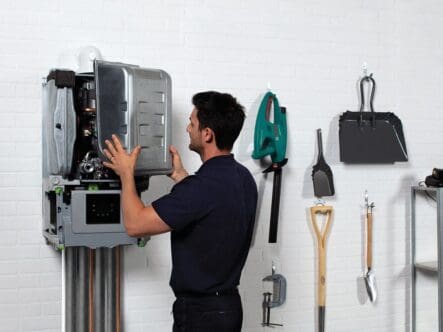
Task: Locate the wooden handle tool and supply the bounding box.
[310,205,333,332]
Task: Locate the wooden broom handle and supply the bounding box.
[366,212,373,269]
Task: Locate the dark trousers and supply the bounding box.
[172,293,243,332]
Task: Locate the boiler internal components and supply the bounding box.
[42,60,172,249]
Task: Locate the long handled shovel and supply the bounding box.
[310,205,333,332]
[364,192,377,302]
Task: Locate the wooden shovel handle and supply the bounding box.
[310,206,333,245]
[318,246,326,306]
[310,206,333,306]
[367,212,373,269]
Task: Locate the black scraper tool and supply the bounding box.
[312,129,335,197]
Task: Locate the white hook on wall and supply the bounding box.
[362,62,368,77]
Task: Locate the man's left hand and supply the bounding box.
[102,134,141,178]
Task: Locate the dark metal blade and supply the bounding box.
[312,129,335,197]
[319,306,325,332]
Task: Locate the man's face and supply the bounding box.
[186,108,203,153]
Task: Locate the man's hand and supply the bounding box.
[102,134,141,178]
[169,145,189,183]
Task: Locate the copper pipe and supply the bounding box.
[116,246,121,332]
[89,249,94,332]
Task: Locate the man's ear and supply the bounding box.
[202,127,214,143]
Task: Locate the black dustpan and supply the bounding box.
[339,75,408,163]
[312,129,335,197]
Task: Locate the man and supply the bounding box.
[103,91,258,332]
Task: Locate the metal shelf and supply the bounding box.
[415,261,438,273]
[411,186,443,332]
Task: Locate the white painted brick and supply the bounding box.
[0,304,19,319]
[0,83,15,97]
[0,114,15,128]
[0,246,38,261]
[14,113,40,128]
[18,231,46,245]
[18,274,41,289]
[19,288,60,304]
[16,172,41,186]
[0,143,15,157]
[0,216,40,231]
[0,275,18,289]
[41,301,60,316]
[0,317,19,331]
[0,202,16,216]
[39,246,59,259]
[0,231,17,245]
[0,289,18,304]
[0,0,441,330]
[0,187,40,201]
[0,158,39,172]
[19,258,59,274]
[39,272,61,288]
[18,303,42,317]
[0,174,16,187]
[21,316,60,331]
[16,201,41,215]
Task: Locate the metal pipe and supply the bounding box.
[65,247,75,332]
[108,248,118,332]
[89,249,94,332]
[116,246,121,332]
[76,247,89,332]
[437,189,443,332]
[64,246,121,332]
[94,248,105,332]
[62,248,66,332]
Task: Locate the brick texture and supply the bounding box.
[0,0,441,330]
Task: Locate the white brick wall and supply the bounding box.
[1,0,442,330]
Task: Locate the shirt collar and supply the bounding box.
[196,154,234,174]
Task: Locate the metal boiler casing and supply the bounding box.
[42,60,172,249]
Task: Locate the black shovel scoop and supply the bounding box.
[312,129,335,197]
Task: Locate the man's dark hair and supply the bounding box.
[192,91,245,151]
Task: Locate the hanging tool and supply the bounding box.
[339,74,408,163]
[310,204,333,332]
[262,264,286,327]
[252,91,288,243]
[312,129,335,197]
[364,191,377,302]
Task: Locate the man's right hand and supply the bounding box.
[169,145,189,183]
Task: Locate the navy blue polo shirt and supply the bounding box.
[152,154,258,295]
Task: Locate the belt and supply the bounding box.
[175,288,239,298]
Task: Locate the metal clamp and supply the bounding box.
[262,264,286,327]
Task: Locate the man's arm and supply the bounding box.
[119,172,171,237]
[102,135,172,237]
